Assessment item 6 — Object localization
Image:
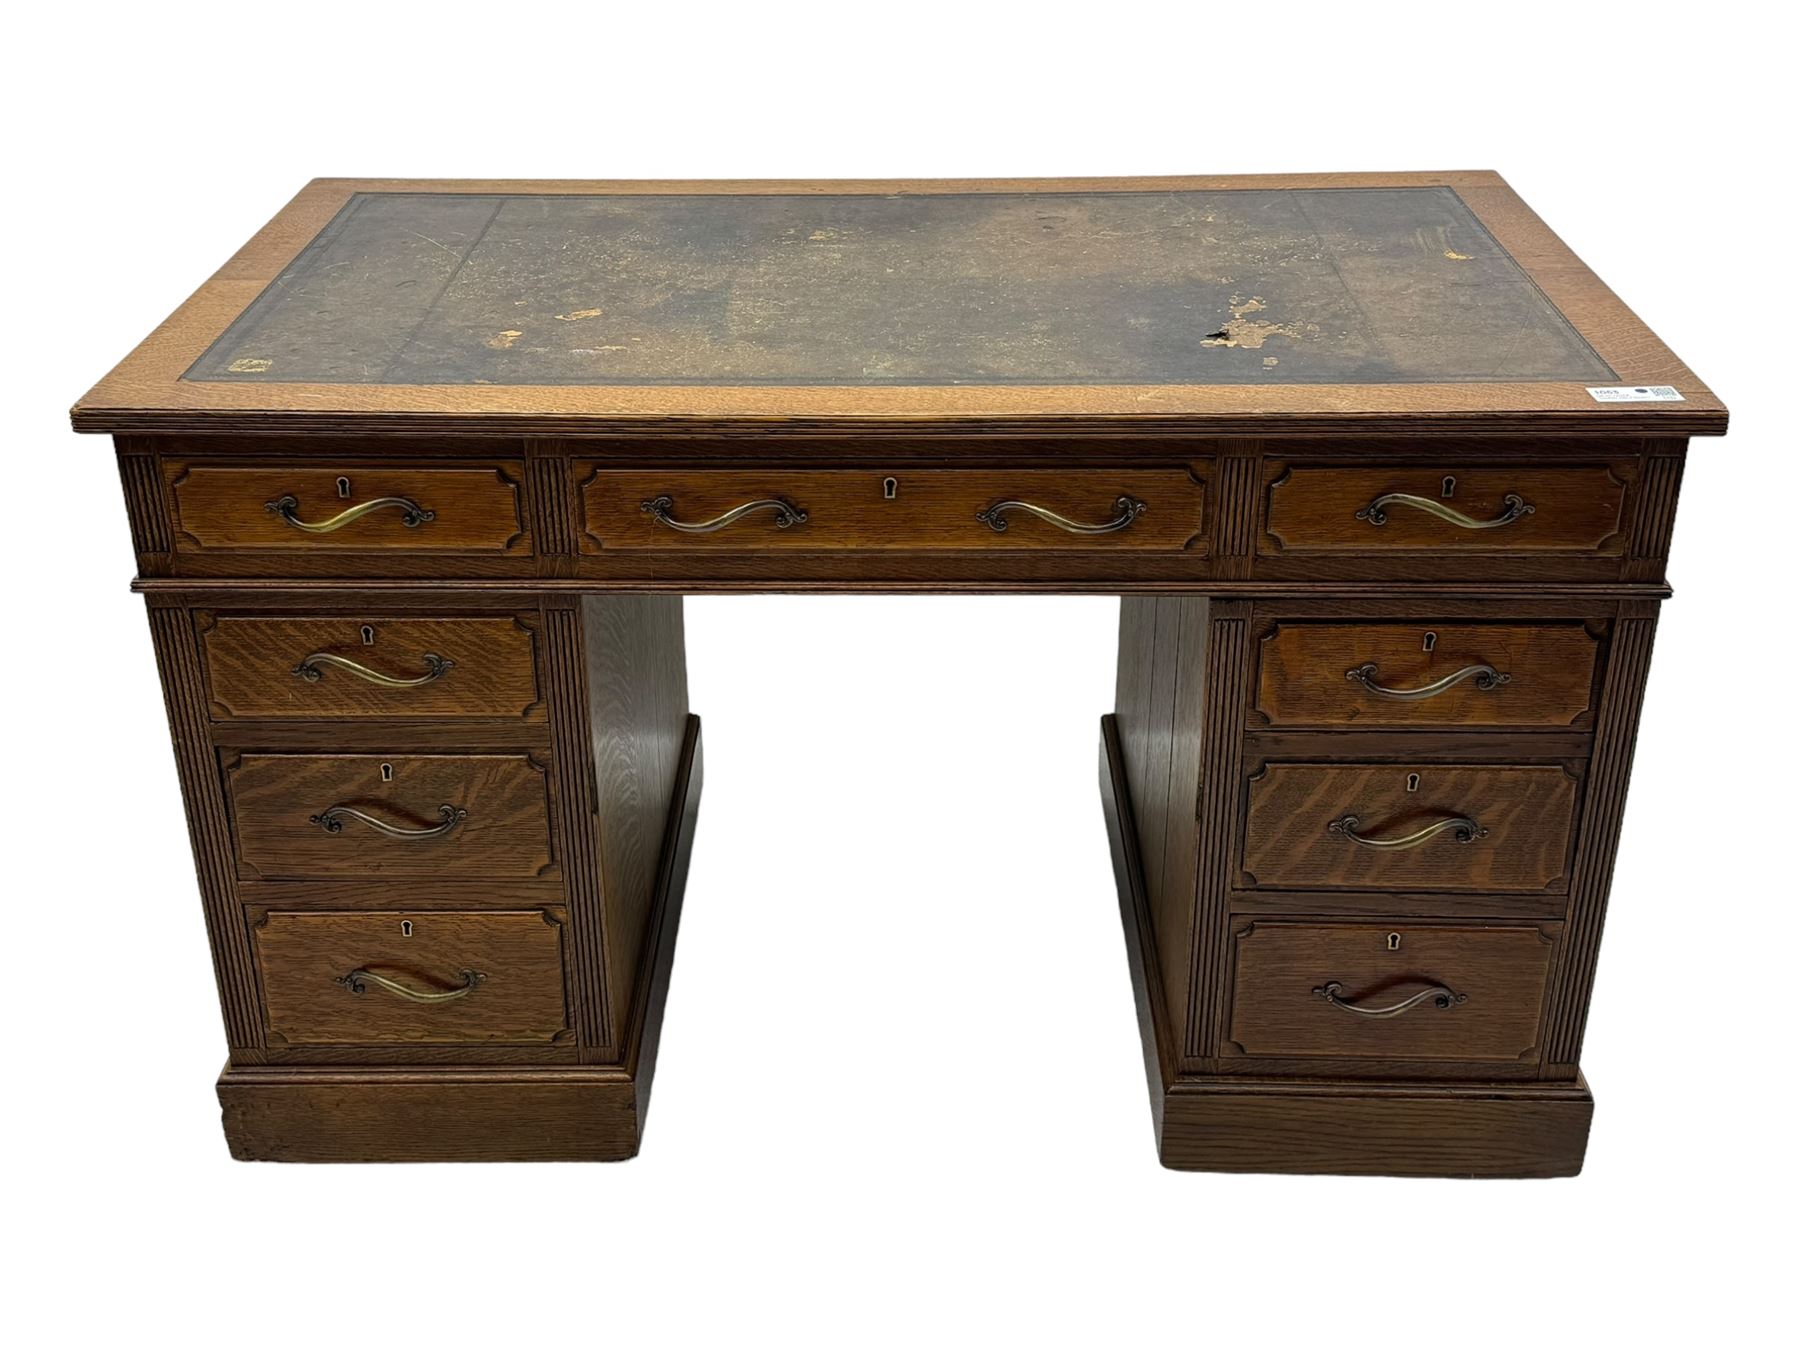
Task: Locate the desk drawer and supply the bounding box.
[254,909,569,1046]
[1262,465,1627,555]
[1241,763,1578,893]
[1253,622,1600,729]
[227,753,556,880]
[1226,921,1555,1063]
[580,468,1206,552]
[169,463,528,554]
[201,616,543,721]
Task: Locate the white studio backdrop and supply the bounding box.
[1,3,1791,1345]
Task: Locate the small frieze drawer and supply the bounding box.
[166,462,529,555]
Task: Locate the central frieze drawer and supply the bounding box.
[1241,763,1578,892]
[1225,921,1557,1062]
[201,616,543,720]
[580,468,1207,551]
[254,909,569,1046]
[226,753,557,880]
[1253,622,1600,728]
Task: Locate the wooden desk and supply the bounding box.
[74,173,1724,1174]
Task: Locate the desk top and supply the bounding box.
[74,173,1724,438]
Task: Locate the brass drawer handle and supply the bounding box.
[1354,492,1534,530]
[309,803,468,839]
[1346,662,1510,700]
[1327,813,1488,849]
[1313,980,1468,1018]
[641,495,808,532]
[293,652,454,688]
[976,495,1147,535]
[265,494,436,532]
[336,967,485,1003]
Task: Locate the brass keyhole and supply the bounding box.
[1441,475,1456,499]
[361,624,377,645]
[1422,630,1438,653]
[882,476,898,500]
[337,476,352,499]
[1387,932,1402,951]
[380,762,394,783]
[1406,773,1421,793]
[400,920,413,938]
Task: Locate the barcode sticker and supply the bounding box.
[1587,385,1684,403]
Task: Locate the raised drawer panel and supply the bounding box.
[1253,622,1600,728]
[227,753,557,880]
[254,909,569,1046]
[1241,762,1578,893]
[1226,920,1556,1063]
[200,615,543,720]
[168,463,528,554]
[1262,465,1627,555]
[580,468,1207,552]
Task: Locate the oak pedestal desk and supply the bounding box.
[74,174,1725,1175]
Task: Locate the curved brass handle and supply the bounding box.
[1346,662,1510,701]
[976,495,1147,535]
[266,494,436,532]
[1327,814,1488,849]
[1313,980,1467,1018]
[336,967,484,1003]
[309,803,467,839]
[293,652,454,688]
[1354,492,1534,530]
[641,495,808,533]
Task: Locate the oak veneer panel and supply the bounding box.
[583,595,692,1046]
[201,615,543,720]
[1242,762,1579,892]
[254,909,569,1046]
[169,463,528,553]
[1225,921,1556,1062]
[581,468,1207,552]
[1253,622,1599,728]
[1263,464,1628,554]
[1114,599,1207,1031]
[227,752,557,880]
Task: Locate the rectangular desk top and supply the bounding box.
[73,172,1724,438]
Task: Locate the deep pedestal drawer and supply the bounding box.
[1225,920,1557,1063]
[253,909,569,1046]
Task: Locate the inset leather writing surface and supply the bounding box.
[188,188,1613,387]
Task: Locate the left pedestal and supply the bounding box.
[143,589,699,1162]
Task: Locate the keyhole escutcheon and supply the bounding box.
[1386,932,1402,951]
[401,920,413,938]
[337,476,352,499]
